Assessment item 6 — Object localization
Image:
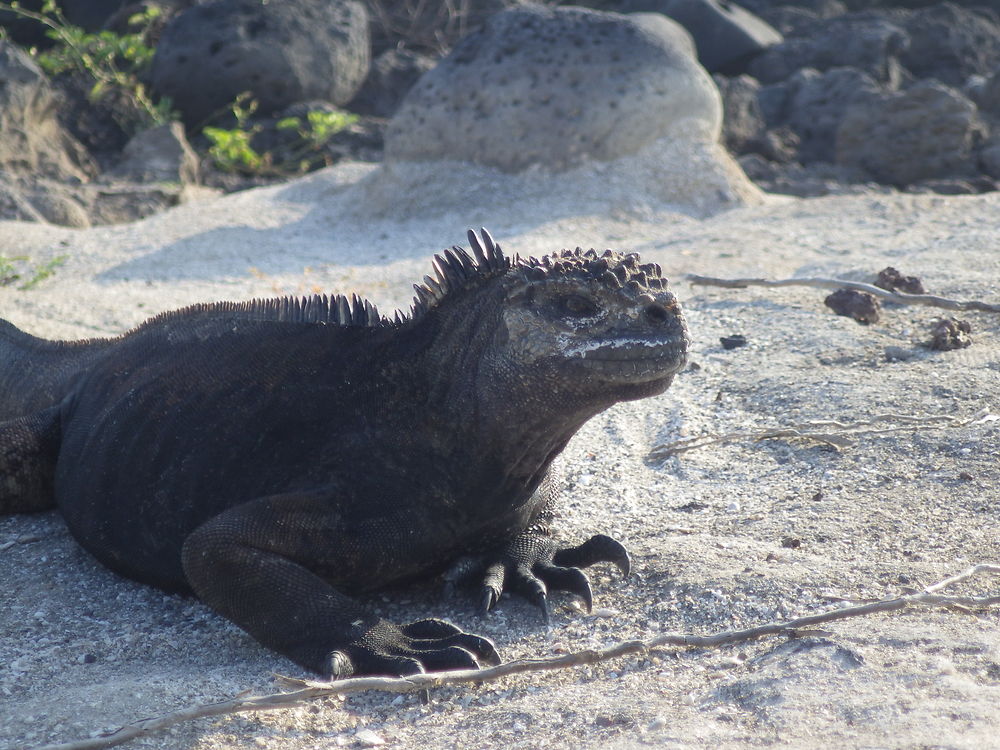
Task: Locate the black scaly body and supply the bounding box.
[0,230,688,677]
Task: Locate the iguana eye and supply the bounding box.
[561,294,598,317]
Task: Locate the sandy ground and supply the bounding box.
[1,147,999,749]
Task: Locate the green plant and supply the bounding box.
[276,109,359,150]
[0,0,174,130]
[0,254,68,290]
[207,95,359,175]
[203,93,267,173]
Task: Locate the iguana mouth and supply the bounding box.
[578,341,687,379]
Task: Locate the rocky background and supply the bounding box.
[1,0,999,227]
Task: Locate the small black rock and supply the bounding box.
[720,334,748,349]
[824,288,881,325]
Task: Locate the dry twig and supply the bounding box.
[648,409,995,459]
[31,564,1000,750]
[686,274,1000,313]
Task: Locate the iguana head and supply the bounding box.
[496,238,688,399]
[410,229,688,404]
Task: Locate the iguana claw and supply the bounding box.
[477,532,628,621]
[553,534,631,578]
[535,564,593,613]
[327,617,500,678]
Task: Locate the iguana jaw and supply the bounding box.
[573,338,688,384]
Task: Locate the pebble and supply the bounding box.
[356,729,386,747]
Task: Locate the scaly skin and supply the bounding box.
[0,229,688,677]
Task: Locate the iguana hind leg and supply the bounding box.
[181,490,500,677]
[0,408,60,514]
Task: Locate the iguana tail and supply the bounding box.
[0,319,113,421]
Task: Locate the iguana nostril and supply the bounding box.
[645,303,670,324]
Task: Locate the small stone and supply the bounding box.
[590,607,621,618]
[927,318,972,351]
[780,536,801,549]
[875,266,926,295]
[719,334,747,350]
[355,728,385,747]
[824,288,881,325]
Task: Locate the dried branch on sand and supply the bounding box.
[33,564,1000,750]
[686,274,1000,313]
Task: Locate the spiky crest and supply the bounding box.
[409,228,511,319]
[129,230,668,338]
[133,293,386,334]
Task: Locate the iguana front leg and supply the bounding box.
[0,407,60,514]
[478,532,631,623]
[181,491,499,677]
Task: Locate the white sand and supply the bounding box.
[1,150,998,750]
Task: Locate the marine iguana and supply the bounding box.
[0,229,688,678]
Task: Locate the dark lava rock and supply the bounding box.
[720,334,748,350]
[907,176,996,194]
[59,0,132,30]
[740,159,885,198]
[348,48,436,118]
[783,67,883,163]
[839,0,994,7]
[715,74,766,153]
[618,0,783,73]
[978,66,1000,118]
[756,1,849,36]
[748,14,909,85]
[875,266,926,295]
[836,80,983,186]
[368,0,514,55]
[899,3,1000,86]
[150,0,370,125]
[928,318,973,350]
[110,122,200,184]
[979,138,1000,179]
[824,288,881,324]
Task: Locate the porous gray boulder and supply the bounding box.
[619,0,782,73]
[150,0,370,125]
[836,80,983,186]
[386,5,722,172]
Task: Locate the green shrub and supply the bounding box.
[0,0,175,131]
